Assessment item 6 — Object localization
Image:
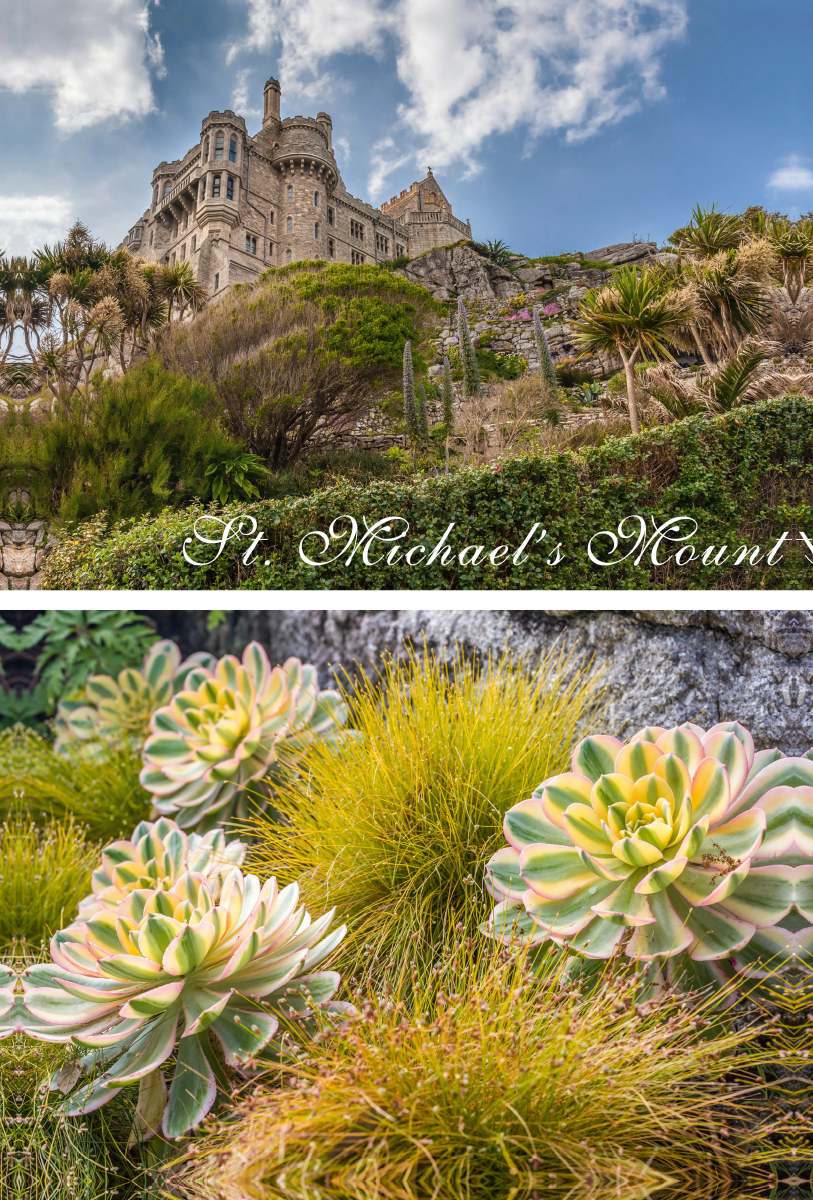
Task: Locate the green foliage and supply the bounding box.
[204,447,271,504]
[0,812,100,951]
[0,726,153,841]
[473,346,524,379]
[668,203,744,257]
[245,644,604,975]
[173,946,763,1200]
[379,254,411,271]
[26,359,233,524]
[484,238,512,267]
[555,360,594,388]
[41,397,813,591]
[0,611,157,716]
[701,345,765,411]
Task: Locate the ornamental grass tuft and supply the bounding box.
[245,643,605,976]
[0,813,101,953]
[173,942,766,1200]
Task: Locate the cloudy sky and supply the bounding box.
[1,0,810,258]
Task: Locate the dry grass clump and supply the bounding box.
[0,811,100,953]
[246,644,605,977]
[174,946,764,1200]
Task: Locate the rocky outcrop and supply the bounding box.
[146,610,813,758]
[583,241,658,265]
[396,244,523,300]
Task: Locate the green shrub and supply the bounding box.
[173,946,764,1200]
[245,644,604,975]
[0,727,152,841]
[474,346,524,379]
[0,813,99,951]
[26,360,235,524]
[39,397,813,591]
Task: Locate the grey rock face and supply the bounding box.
[148,609,813,758]
[399,245,523,300]
[583,241,658,265]
[515,265,553,286]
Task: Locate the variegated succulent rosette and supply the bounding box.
[19,861,346,1139]
[139,644,346,830]
[73,816,247,926]
[55,640,216,758]
[485,722,813,988]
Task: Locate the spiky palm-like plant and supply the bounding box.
[767,217,813,305]
[668,203,744,259]
[456,299,481,397]
[572,266,696,433]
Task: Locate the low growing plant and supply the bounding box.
[171,942,766,1200]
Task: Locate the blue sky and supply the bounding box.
[1,0,811,259]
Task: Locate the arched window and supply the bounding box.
[287,185,293,203]
[226,176,234,200]
[314,222,319,239]
[203,137,209,159]
[163,182,171,196]
[286,250,292,263]
[229,137,237,163]
[215,133,224,159]
[286,216,292,234]
[313,191,319,207]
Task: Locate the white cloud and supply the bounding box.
[0,0,164,133]
[768,155,813,191]
[230,0,687,196]
[232,68,262,118]
[0,195,74,256]
[335,136,352,162]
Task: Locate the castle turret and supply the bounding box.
[316,111,333,152]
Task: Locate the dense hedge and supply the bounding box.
[42,397,813,590]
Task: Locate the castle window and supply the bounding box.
[376,233,389,254]
[269,211,275,225]
[229,137,237,163]
[245,235,257,254]
[171,251,176,264]
[200,178,206,200]
[269,241,274,256]
[183,213,188,230]
[287,185,293,203]
[226,176,234,200]
[396,243,404,257]
[214,272,219,290]
[246,234,250,252]
[153,187,158,206]
[286,250,292,263]
[181,243,186,260]
[133,227,142,241]
[313,191,319,207]
[350,219,364,241]
[351,249,365,265]
[163,183,171,196]
[191,235,197,252]
[314,222,319,239]
[173,219,178,237]
[212,174,221,198]
[252,236,257,253]
[286,216,292,234]
[204,136,209,159]
[149,231,154,246]
[327,207,333,225]
[215,134,224,159]
[328,238,334,258]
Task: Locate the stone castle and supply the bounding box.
[119,77,472,296]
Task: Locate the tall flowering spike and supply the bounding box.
[403,340,418,438]
[415,381,430,442]
[21,861,346,1139]
[457,299,481,397]
[440,355,455,427]
[484,720,813,989]
[533,306,558,404]
[55,640,217,757]
[139,645,347,831]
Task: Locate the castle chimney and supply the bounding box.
[316,111,333,151]
[263,77,281,128]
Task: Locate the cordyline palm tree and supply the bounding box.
[684,248,771,362]
[668,203,744,259]
[573,266,696,433]
[766,217,813,305]
[161,260,207,321]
